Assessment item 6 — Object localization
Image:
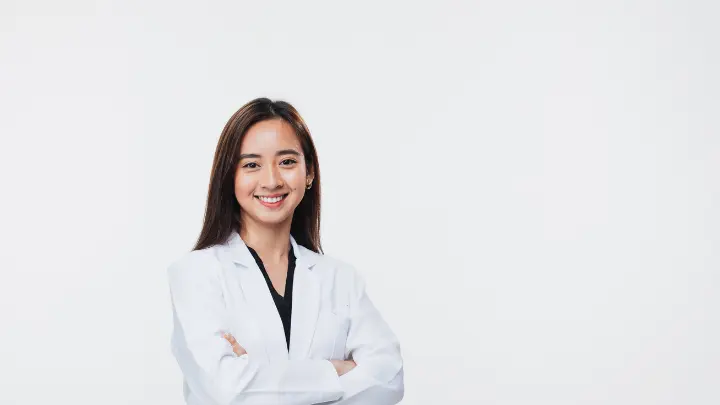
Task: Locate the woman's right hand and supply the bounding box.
[222,332,247,357]
[330,359,357,376]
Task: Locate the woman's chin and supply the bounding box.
[249,211,293,227]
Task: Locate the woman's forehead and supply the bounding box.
[241,119,301,153]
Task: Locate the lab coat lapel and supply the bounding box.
[225,232,288,362]
[289,238,322,360]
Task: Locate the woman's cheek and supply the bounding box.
[234,177,256,205]
[282,170,303,190]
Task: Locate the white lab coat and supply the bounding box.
[167,231,404,405]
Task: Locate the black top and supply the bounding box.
[246,244,296,349]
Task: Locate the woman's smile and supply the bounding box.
[255,193,289,208]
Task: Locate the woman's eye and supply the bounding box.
[280,159,297,166]
[242,162,259,169]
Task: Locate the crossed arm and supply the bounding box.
[168,253,403,405]
[220,333,358,376]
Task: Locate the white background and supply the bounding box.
[1,1,718,404]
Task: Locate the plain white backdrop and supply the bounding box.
[1,1,718,404]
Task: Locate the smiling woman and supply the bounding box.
[166,98,404,405]
[194,98,323,254]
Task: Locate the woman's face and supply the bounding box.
[234,118,313,228]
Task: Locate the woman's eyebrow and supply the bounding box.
[276,149,301,157]
[238,149,301,160]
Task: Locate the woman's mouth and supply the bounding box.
[255,194,288,209]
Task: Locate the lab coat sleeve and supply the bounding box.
[335,267,405,404]
[167,251,343,405]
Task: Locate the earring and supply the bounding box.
[306,182,312,189]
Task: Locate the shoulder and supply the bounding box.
[300,247,367,289]
[299,246,355,272]
[167,246,223,283]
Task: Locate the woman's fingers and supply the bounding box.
[223,332,238,346]
[231,344,246,356]
[330,359,357,376]
[222,332,247,356]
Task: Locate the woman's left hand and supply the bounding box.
[222,332,247,357]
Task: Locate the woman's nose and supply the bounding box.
[260,165,282,188]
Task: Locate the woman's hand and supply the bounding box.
[330,359,357,376]
[222,332,247,357]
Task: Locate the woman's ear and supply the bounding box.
[305,167,315,189]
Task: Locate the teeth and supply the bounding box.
[258,195,284,203]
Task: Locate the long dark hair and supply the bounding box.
[193,98,323,253]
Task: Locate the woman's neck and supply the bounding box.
[239,217,292,264]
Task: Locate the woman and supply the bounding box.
[167,98,404,405]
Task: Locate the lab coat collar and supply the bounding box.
[223,230,323,360]
[224,231,320,269]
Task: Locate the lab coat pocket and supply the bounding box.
[315,309,350,360]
